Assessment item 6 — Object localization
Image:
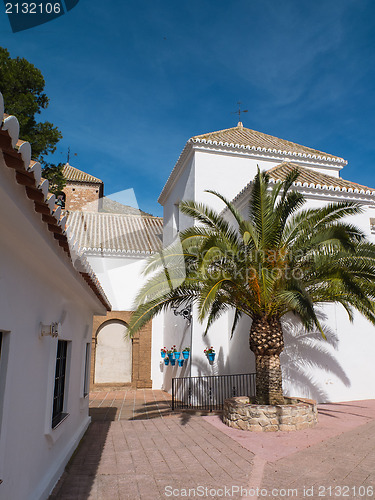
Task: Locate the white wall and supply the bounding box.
[95,321,132,383]
[163,155,195,245]
[151,312,165,389]
[159,142,375,401]
[87,255,148,311]
[194,150,271,211]
[233,188,375,402]
[0,156,106,500]
[86,254,164,389]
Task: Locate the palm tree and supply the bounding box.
[127,168,375,405]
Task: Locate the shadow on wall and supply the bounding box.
[162,312,255,393]
[161,310,349,405]
[281,315,350,403]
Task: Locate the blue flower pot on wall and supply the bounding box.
[164,358,169,366]
[170,359,176,366]
[178,359,184,367]
[161,352,166,358]
[208,353,215,362]
[174,352,181,359]
[167,353,174,360]
[182,351,190,359]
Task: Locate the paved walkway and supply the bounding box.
[88,389,174,421]
[50,392,375,500]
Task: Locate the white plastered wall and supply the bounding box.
[159,143,375,401]
[233,191,375,402]
[86,254,165,389]
[0,154,107,500]
[87,255,147,311]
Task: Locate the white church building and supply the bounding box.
[157,122,375,403]
[65,122,375,404]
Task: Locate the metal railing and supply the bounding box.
[172,373,256,411]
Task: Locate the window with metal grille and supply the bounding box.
[52,340,68,428]
[83,343,90,397]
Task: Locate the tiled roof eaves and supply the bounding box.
[267,162,375,193]
[63,164,103,184]
[230,163,375,208]
[0,99,110,311]
[65,211,163,255]
[190,136,347,164]
[158,128,347,205]
[79,248,158,257]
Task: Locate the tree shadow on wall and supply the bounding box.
[280,316,350,403]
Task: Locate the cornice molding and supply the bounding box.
[190,137,347,165]
[158,138,346,205]
[232,178,375,213]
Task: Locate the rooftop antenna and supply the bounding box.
[65,147,77,164]
[232,101,248,127]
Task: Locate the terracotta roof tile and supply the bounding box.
[267,162,375,192]
[66,211,163,255]
[0,106,110,311]
[63,163,103,184]
[159,124,347,204]
[192,124,345,163]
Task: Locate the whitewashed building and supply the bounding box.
[157,122,375,402]
[0,94,111,500]
[66,210,163,389]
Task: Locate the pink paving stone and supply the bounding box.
[50,392,375,500]
[204,399,375,462]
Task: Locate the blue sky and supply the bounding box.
[1,0,375,216]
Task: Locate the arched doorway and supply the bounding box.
[95,320,132,384]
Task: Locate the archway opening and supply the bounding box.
[95,320,132,384]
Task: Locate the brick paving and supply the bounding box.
[50,390,254,499]
[50,392,375,500]
[88,389,174,421]
[261,419,375,499]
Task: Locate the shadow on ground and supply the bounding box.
[49,408,117,499]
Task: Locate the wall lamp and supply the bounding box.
[40,322,61,338]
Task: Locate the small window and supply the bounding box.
[83,343,90,397]
[52,340,69,428]
[55,192,66,209]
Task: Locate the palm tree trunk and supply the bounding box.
[249,316,285,405]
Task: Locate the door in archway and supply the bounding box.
[95,321,132,383]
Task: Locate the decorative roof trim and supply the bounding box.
[190,136,347,164]
[230,167,375,210]
[79,248,157,258]
[0,94,110,311]
[158,129,347,205]
[65,210,163,255]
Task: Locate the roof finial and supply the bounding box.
[232,101,248,127]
